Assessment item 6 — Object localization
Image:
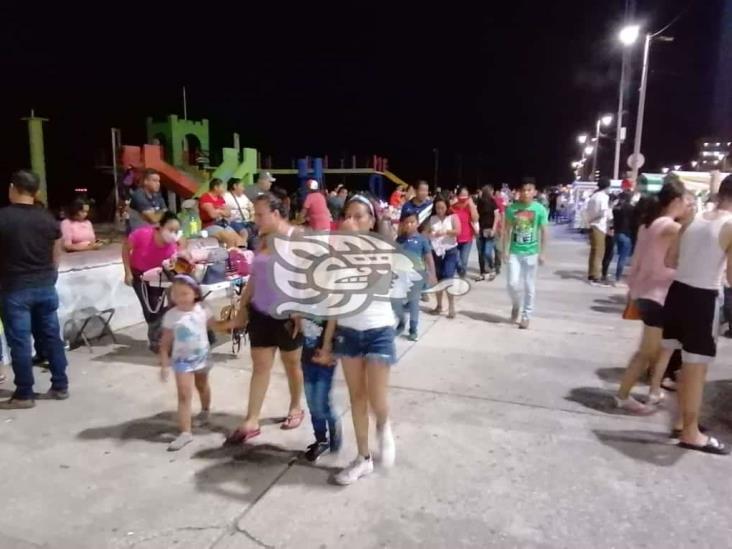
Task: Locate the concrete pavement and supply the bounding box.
[1,225,731,548]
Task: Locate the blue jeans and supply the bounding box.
[392,278,425,335]
[477,235,496,274]
[456,240,473,277]
[302,361,339,443]
[0,286,69,399]
[614,233,633,281]
[507,253,539,320]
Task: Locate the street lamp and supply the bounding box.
[613,25,640,180]
[673,164,682,171]
[591,114,613,181]
[630,32,675,182]
[577,134,588,144]
[661,167,669,174]
[690,160,698,169]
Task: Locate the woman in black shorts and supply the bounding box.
[225,193,305,444]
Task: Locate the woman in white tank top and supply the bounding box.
[427,196,461,318]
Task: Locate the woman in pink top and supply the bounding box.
[60,199,101,252]
[452,187,479,277]
[122,211,182,352]
[301,180,332,231]
[615,179,692,414]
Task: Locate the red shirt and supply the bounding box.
[453,203,474,244]
[199,192,225,226]
[303,192,332,231]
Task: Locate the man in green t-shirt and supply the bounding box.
[502,177,549,330]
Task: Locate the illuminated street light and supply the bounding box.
[584,146,594,156]
[618,25,641,46]
[577,134,588,144]
[690,160,698,168]
[591,114,614,180]
[673,164,682,170]
[601,115,613,126]
[661,167,669,174]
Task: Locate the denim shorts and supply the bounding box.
[334,326,396,365]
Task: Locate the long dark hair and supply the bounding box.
[68,198,89,220]
[433,195,451,216]
[641,175,685,227]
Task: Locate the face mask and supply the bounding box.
[458,196,469,203]
[161,230,180,244]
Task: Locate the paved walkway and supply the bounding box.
[1,225,731,548]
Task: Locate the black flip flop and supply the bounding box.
[678,436,731,455]
[670,425,708,439]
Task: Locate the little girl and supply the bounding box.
[159,274,226,451]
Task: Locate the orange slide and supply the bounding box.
[120,145,198,198]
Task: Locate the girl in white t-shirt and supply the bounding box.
[159,275,227,451]
[319,194,397,485]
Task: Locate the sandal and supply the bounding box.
[678,435,731,455]
[661,378,677,392]
[670,425,708,439]
[447,309,456,319]
[223,427,261,446]
[429,307,443,316]
[474,275,486,282]
[281,410,305,430]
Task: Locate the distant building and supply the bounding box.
[695,138,731,171]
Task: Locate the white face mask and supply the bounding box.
[161,230,181,244]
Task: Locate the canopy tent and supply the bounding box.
[638,171,728,195]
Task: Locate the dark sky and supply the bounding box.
[0,0,724,207]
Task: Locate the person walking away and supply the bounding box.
[300,179,332,231]
[428,196,461,319]
[600,193,617,284]
[651,176,732,455]
[475,185,501,281]
[0,170,69,408]
[611,190,635,286]
[327,185,348,221]
[393,211,437,340]
[614,178,688,413]
[318,194,397,485]
[244,171,276,202]
[223,178,255,243]
[224,193,305,445]
[198,179,244,248]
[502,177,548,330]
[159,275,230,451]
[586,177,611,284]
[299,317,342,462]
[453,186,479,277]
[122,211,183,352]
[128,169,167,234]
[493,187,507,274]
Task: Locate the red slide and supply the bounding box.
[120,145,198,198]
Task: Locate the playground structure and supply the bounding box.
[119,114,409,203]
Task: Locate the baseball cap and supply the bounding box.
[258,171,276,183]
[307,179,319,190]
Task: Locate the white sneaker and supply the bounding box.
[614,395,654,415]
[647,391,666,406]
[167,431,193,451]
[334,455,374,486]
[378,422,396,468]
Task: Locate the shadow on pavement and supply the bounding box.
[554,269,587,281]
[592,429,684,467]
[459,310,507,324]
[76,411,243,444]
[595,367,626,383]
[565,387,629,415]
[89,333,234,367]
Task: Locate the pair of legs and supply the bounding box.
[394,279,424,335]
[341,357,390,457]
[131,274,166,351]
[588,227,605,281]
[205,224,245,248]
[302,362,339,445]
[477,235,496,276]
[507,253,538,321]
[241,346,303,431]
[456,240,473,277]
[432,248,458,317]
[0,286,68,400]
[617,323,665,402]
[601,233,614,280]
[175,370,211,434]
[614,233,633,281]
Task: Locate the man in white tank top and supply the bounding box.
[654,176,732,455]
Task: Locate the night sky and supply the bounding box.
[0,0,724,208]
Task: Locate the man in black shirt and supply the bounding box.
[0,170,69,408]
[475,185,501,281]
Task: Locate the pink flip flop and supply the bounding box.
[223,427,261,446]
[281,410,305,430]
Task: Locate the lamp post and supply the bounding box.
[615,25,640,180]
[630,33,675,182]
[591,115,613,181]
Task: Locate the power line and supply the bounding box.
[652,0,696,38]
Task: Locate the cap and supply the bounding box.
[258,171,276,183]
[307,179,319,191]
[172,274,202,299]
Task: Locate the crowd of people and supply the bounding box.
[3,164,731,492]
